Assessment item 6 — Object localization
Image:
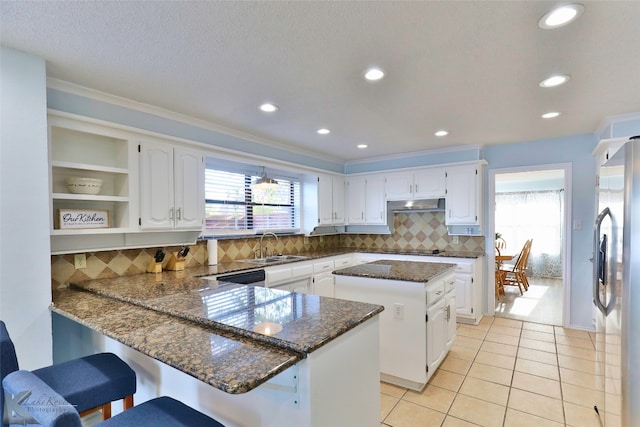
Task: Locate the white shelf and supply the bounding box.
[52,193,129,202]
[51,227,139,236]
[51,160,128,175]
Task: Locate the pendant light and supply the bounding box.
[251,166,279,190]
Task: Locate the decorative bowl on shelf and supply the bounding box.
[65,177,103,195]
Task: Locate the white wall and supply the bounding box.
[0,46,52,368]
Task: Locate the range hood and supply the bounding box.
[387,198,445,212]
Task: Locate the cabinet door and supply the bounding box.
[174,147,204,230]
[332,176,345,224]
[427,301,447,372]
[365,175,386,224]
[139,141,174,229]
[446,165,479,225]
[346,176,366,224]
[455,274,473,317]
[318,174,335,225]
[414,168,446,199]
[445,292,456,348]
[384,171,414,200]
[314,273,335,297]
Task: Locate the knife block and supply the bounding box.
[146,259,163,274]
[165,252,185,271]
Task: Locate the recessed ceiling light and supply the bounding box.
[357,144,368,149]
[434,130,449,137]
[539,74,571,88]
[542,111,561,119]
[259,103,278,113]
[364,67,385,81]
[317,128,331,135]
[538,4,584,29]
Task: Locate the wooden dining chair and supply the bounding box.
[499,239,532,295]
[495,247,506,300]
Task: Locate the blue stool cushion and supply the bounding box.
[1,320,20,427]
[2,370,82,427]
[32,352,136,414]
[99,396,225,427]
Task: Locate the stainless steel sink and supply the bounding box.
[242,255,310,264]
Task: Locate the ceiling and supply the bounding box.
[2,1,639,162]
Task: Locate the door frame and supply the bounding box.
[486,163,572,327]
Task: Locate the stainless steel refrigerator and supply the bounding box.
[593,136,639,427]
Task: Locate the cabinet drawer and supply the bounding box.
[314,260,334,273]
[291,263,313,278]
[444,274,456,293]
[266,267,292,284]
[426,281,445,306]
[334,256,353,268]
[455,262,473,274]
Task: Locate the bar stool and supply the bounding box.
[3,370,225,427]
[1,320,136,422]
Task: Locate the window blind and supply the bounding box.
[204,168,300,233]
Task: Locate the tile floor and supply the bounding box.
[495,277,563,326]
[380,316,605,427]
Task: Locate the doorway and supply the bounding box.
[488,164,572,326]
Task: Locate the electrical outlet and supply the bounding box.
[393,303,404,320]
[452,236,459,244]
[74,254,87,269]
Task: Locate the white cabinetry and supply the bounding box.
[265,261,314,293]
[445,164,481,226]
[345,174,385,225]
[139,140,204,230]
[447,257,483,324]
[334,269,455,391]
[318,174,345,225]
[313,259,335,297]
[49,116,135,234]
[385,167,446,200]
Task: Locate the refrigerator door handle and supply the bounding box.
[593,208,611,315]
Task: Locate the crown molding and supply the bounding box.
[46,78,343,164]
[344,144,481,167]
[595,111,640,139]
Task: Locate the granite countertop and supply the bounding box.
[193,248,484,279]
[333,260,456,282]
[71,275,383,355]
[52,288,300,394]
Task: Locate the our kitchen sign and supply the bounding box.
[56,209,110,229]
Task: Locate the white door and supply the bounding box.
[346,176,366,224]
[446,165,478,224]
[314,273,335,297]
[384,171,414,200]
[414,168,446,199]
[365,175,386,224]
[174,147,204,230]
[427,299,447,372]
[332,176,345,224]
[139,141,174,229]
[318,174,334,225]
[455,274,473,317]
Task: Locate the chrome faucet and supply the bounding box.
[259,232,279,258]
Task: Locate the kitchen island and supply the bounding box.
[334,260,456,391]
[51,269,383,427]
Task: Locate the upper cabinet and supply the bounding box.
[318,174,345,226]
[445,163,482,228]
[345,174,386,225]
[384,167,446,200]
[49,115,136,236]
[139,140,204,231]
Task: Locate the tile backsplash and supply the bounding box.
[51,212,483,288]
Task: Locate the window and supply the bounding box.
[204,167,300,234]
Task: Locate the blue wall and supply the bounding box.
[47,89,344,173]
[483,134,598,329]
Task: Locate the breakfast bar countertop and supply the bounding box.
[51,288,301,394]
[333,260,456,283]
[70,272,383,355]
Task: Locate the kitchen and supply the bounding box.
[2,2,640,427]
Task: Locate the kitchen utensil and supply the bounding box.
[177,246,190,259]
[154,250,165,263]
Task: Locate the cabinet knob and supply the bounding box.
[176,207,182,220]
[169,207,174,220]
